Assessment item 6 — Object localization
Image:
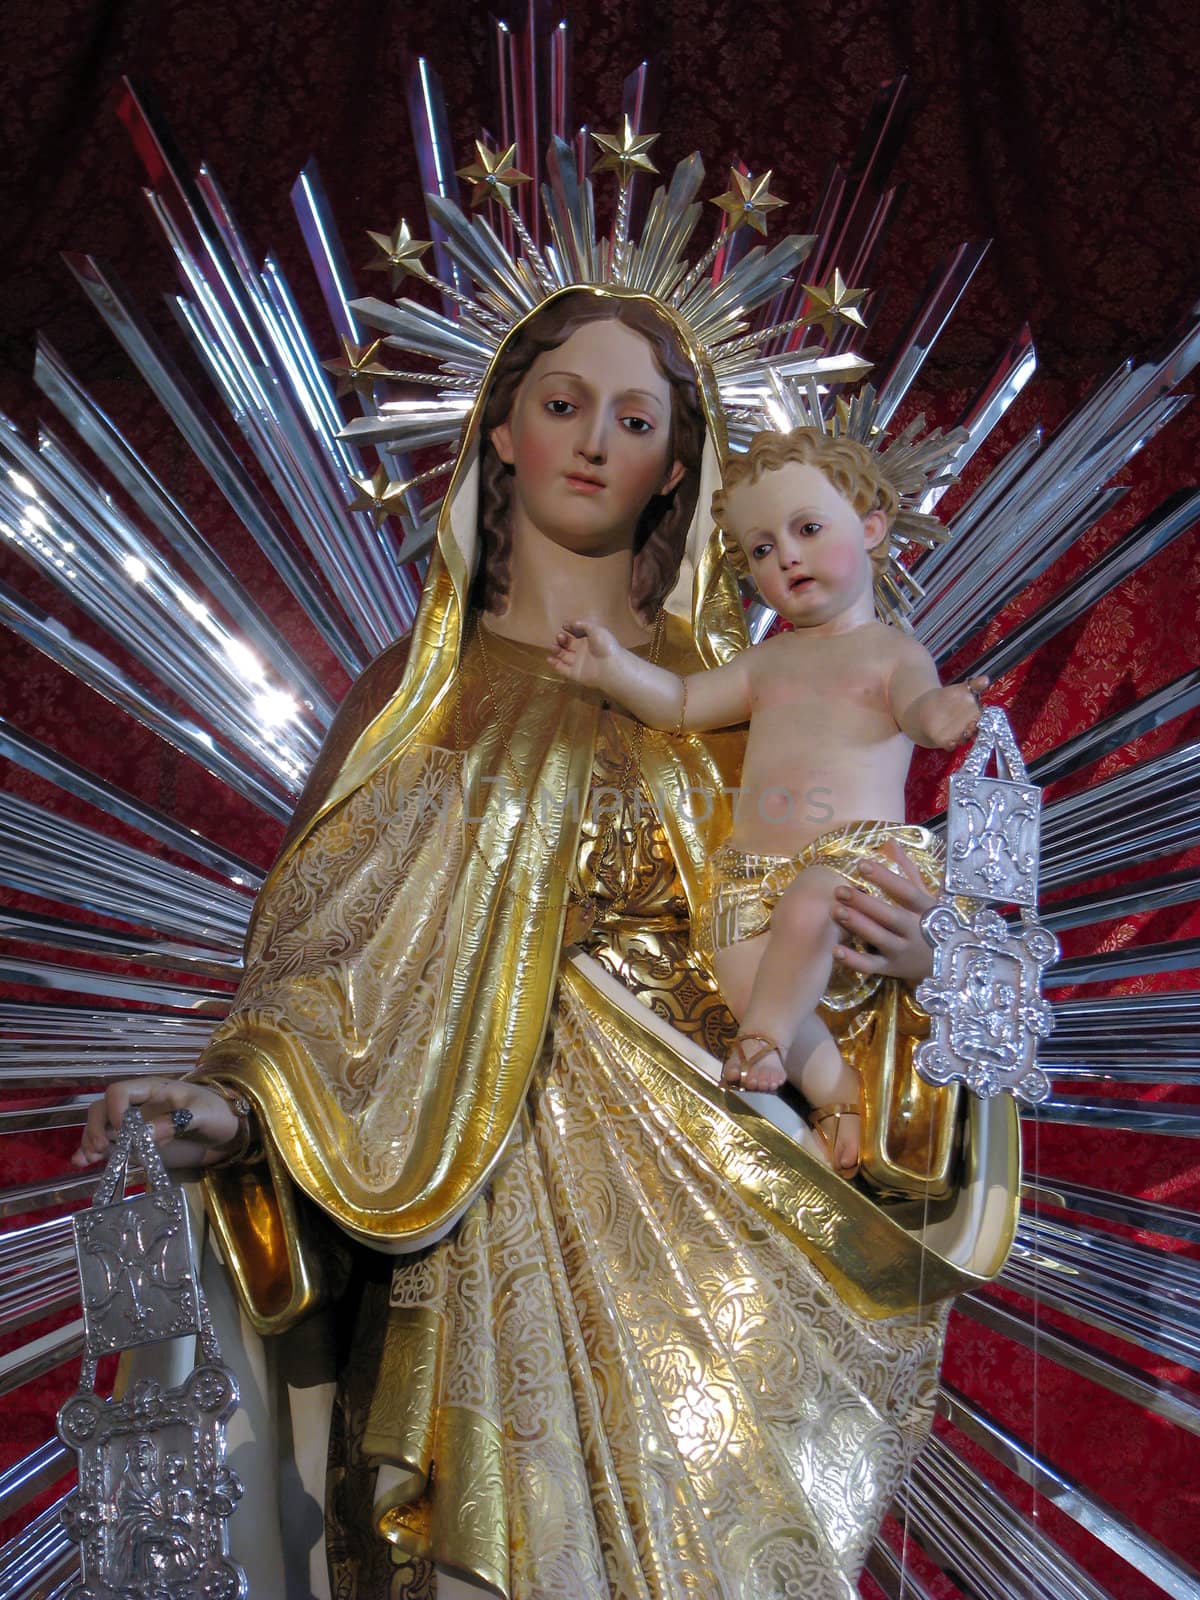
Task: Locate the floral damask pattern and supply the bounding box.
[2,3,1199,1590]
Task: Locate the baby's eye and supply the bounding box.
[800,521,822,536]
[620,415,654,435]
[751,542,772,561]
[545,399,577,416]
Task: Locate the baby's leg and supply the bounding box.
[713,866,862,1170]
[783,1014,862,1176]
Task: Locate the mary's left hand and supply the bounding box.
[832,842,937,984]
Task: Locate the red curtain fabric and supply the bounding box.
[1,2,1198,1592]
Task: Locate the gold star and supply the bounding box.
[321,337,394,399]
[456,141,532,209]
[346,465,410,529]
[365,220,432,289]
[802,269,869,337]
[590,118,659,183]
[710,169,785,235]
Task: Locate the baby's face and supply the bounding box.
[724,461,886,630]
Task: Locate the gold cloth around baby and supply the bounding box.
[694,823,961,1200]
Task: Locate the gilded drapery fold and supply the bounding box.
[326,961,951,1600]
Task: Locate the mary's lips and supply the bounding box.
[565,473,605,492]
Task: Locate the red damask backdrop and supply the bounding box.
[1,1,1199,1595]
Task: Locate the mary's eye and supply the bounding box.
[620,415,654,435]
[545,399,576,416]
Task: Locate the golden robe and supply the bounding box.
[194,623,1017,1600]
[189,289,1018,1598]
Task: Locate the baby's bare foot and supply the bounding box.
[808,1104,861,1179]
[722,1033,786,1093]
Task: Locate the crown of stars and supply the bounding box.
[321,337,394,399]
[346,465,410,529]
[801,269,869,338]
[456,141,532,209]
[365,220,433,288]
[710,169,785,235]
[590,118,660,183]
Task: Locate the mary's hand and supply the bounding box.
[832,842,937,984]
[72,1077,243,1170]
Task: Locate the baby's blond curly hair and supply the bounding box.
[712,426,898,578]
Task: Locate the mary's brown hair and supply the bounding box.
[475,292,706,618]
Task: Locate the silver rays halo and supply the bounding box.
[1,25,1200,1600]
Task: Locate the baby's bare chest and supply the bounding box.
[748,636,893,728]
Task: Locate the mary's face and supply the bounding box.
[489,318,684,557]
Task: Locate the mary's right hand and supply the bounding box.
[72,1077,242,1170]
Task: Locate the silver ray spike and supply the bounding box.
[0,1498,76,1597]
[0,793,251,948]
[1043,798,1200,886]
[0,958,232,1013]
[0,908,240,982]
[864,1538,939,1600]
[541,138,596,282]
[1002,1223,1200,1366]
[33,338,334,722]
[0,578,294,819]
[0,1053,202,1084]
[897,1439,1113,1600]
[1030,667,1200,787]
[425,193,543,319]
[915,314,1200,651]
[403,55,468,308]
[961,1292,1200,1437]
[920,424,1043,590]
[0,717,262,888]
[1,1179,96,1224]
[157,240,402,656]
[62,252,366,675]
[290,165,431,548]
[870,241,990,431]
[1043,740,1200,833]
[1043,938,1200,986]
[349,292,495,368]
[1028,1099,1200,1137]
[1025,1179,1200,1243]
[1041,867,1200,932]
[938,1384,1200,1599]
[1049,991,1200,1043]
[933,324,1038,495]
[2,423,322,788]
[1027,1209,1200,1302]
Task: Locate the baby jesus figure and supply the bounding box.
[551,426,986,1178]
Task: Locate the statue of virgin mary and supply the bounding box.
[111,264,1017,1597]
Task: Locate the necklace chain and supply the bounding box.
[452,610,667,919]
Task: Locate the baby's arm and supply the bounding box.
[888,635,988,750]
[550,621,752,732]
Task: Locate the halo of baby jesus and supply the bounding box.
[551,425,987,1179]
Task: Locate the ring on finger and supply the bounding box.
[170,1108,195,1137]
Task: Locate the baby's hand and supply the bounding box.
[921,675,989,749]
[548,619,621,688]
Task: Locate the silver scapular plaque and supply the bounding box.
[57,1106,246,1599]
[916,706,1060,1105]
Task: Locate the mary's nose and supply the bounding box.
[576,417,607,463]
